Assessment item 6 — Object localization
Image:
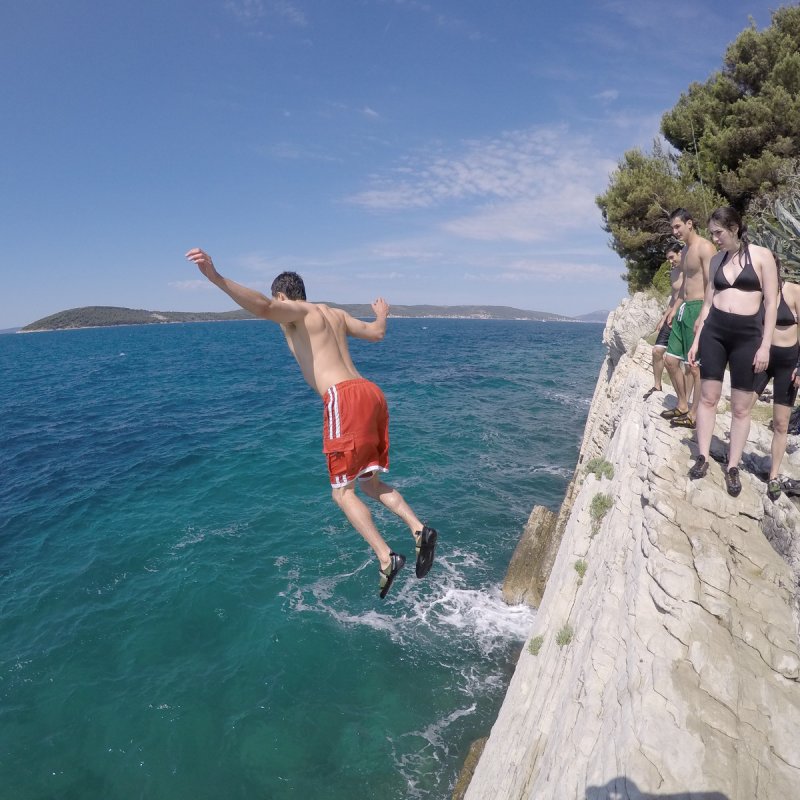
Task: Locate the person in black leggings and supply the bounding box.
[753,262,800,500]
[686,207,778,496]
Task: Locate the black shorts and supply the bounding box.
[654,320,671,349]
[753,342,800,407]
[698,306,763,392]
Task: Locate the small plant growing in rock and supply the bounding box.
[528,635,544,656]
[556,624,574,647]
[574,559,588,584]
[590,492,613,536]
[585,457,614,480]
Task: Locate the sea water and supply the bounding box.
[0,318,604,799]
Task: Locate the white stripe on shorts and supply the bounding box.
[326,385,341,439]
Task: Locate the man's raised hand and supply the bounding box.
[185,248,219,282]
[372,297,389,318]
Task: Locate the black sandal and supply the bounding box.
[414,526,438,578]
[642,386,660,400]
[379,552,406,599]
[724,467,742,497]
[661,407,688,420]
[689,455,708,479]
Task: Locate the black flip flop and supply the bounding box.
[414,526,438,578]
[379,552,406,599]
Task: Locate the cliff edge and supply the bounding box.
[463,294,800,799]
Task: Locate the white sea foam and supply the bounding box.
[292,550,536,659]
[530,463,573,479]
[417,585,536,654]
[544,389,592,408]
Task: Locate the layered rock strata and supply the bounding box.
[464,303,800,800]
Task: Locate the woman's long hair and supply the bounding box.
[709,206,749,257]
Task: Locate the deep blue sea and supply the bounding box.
[0,318,604,800]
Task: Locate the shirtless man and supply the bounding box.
[644,242,685,400]
[185,247,438,599]
[660,209,717,429]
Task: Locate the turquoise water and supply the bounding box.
[0,318,604,799]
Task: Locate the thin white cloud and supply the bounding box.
[362,106,381,120]
[347,125,617,242]
[594,89,619,103]
[225,0,307,27]
[385,0,485,41]
[462,258,618,284]
[169,280,217,291]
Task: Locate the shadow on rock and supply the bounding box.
[585,777,728,800]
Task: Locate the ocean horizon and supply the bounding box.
[0,317,604,799]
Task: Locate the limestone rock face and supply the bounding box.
[464,330,800,799]
[603,292,663,367]
[502,505,558,607]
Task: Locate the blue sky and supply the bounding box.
[1,0,777,327]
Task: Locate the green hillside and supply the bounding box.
[22,304,579,331]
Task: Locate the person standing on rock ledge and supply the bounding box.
[687,207,778,496]
[752,258,800,501]
[659,209,716,429]
[184,247,438,598]
[643,242,686,401]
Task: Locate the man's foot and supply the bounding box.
[767,478,782,502]
[689,455,708,479]
[643,386,661,400]
[414,525,438,578]
[670,415,696,429]
[661,407,689,420]
[724,467,742,497]
[379,552,406,599]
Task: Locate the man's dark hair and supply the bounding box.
[669,208,693,224]
[271,271,306,300]
[666,242,683,255]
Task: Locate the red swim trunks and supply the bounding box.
[322,379,390,488]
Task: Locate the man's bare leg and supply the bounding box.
[359,472,424,539]
[664,355,689,414]
[331,484,393,569]
[651,346,665,390]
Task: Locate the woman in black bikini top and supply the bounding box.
[712,248,762,293]
[685,206,778,497]
[754,260,800,500]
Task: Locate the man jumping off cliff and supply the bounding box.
[185,248,438,598]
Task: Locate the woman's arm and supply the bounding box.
[755,248,779,372]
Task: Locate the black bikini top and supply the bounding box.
[713,248,762,293]
[776,288,798,327]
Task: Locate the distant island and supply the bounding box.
[17,305,609,332]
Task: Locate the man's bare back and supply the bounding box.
[280,301,389,396]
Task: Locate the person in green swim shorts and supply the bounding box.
[660,209,717,430]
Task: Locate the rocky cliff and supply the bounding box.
[462,294,800,800]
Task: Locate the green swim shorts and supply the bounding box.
[665,299,703,362]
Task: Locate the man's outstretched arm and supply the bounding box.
[185,248,304,324]
[345,298,389,341]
